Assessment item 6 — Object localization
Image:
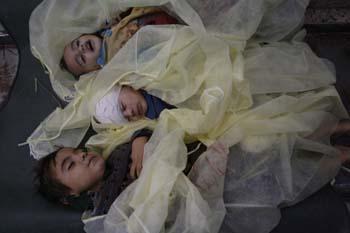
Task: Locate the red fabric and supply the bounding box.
[138,12,179,26]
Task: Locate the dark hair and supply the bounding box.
[33,149,71,204]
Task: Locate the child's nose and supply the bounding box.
[79,43,85,53]
[73,151,87,162]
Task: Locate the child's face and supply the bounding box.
[50,148,105,195]
[119,86,147,121]
[63,34,102,76]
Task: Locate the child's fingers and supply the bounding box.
[130,154,143,179]
[136,163,142,177]
[130,162,137,179]
[209,142,229,155]
[135,153,143,177]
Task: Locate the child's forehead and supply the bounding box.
[57,147,75,157]
[48,155,59,178]
[78,34,101,40]
[53,148,75,165]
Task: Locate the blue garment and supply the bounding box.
[96,29,112,67]
[141,91,175,119]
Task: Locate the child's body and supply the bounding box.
[35,140,206,216]
[35,121,350,217]
[62,7,178,77]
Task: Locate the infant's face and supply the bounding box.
[63,34,102,76]
[50,148,105,195]
[119,86,147,121]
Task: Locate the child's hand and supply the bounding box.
[188,141,228,193]
[130,136,148,179]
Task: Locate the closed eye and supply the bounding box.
[61,157,71,172]
[68,161,75,170]
[120,102,126,112]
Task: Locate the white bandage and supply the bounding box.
[95,86,128,125]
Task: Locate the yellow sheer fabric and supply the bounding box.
[28,0,348,233]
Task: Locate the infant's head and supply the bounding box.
[95,86,147,125]
[62,34,102,77]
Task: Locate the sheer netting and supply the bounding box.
[28,0,349,233]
